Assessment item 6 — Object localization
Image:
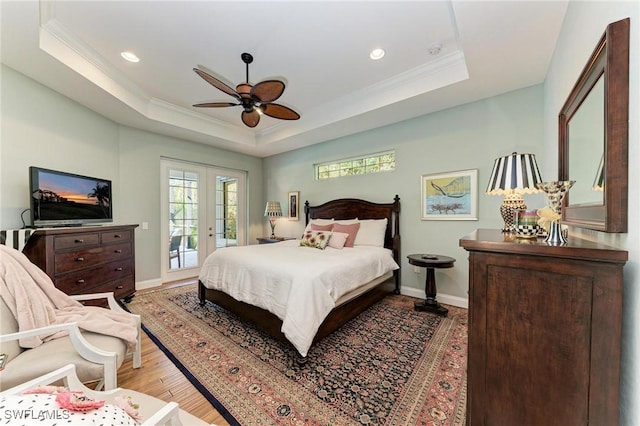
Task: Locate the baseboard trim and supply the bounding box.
[400,287,468,309]
[436,293,468,309]
[136,278,163,291]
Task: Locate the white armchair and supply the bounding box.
[0,292,141,391]
[0,364,211,425]
[71,292,142,370]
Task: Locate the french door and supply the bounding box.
[161,159,246,282]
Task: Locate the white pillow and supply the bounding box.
[303,218,334,233]
[328,231,349,249]
[353,218,388,247]
[333,218,359,225]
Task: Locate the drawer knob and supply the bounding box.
[75,239,84,243]
[76,279,85,284]
[115,267,123,271]
[114,249,122,254]
[116,285,124,290]
[114,234,122,238]
[76,257,85,262]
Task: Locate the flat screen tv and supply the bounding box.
[30,166,113,227]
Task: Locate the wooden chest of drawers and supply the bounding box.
[23,225,138,301]
[460,229,628,426]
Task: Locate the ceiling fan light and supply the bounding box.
[369,48,385,60]
[120,51,140,63]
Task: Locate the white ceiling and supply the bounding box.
[1,1,568,157]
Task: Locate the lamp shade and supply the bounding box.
[264,201,283,217]
[486,152,542,195]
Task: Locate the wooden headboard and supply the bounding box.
[304,195,401,292]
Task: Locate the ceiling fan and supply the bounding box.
[193,53,300,128]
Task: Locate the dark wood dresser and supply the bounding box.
[23,224,137,302]
[460,229,627,426]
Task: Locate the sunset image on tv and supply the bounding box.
[33,171,111,220]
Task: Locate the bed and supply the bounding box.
[198,196,401,356]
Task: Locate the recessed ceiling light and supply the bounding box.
[120,51,140,63]
[369,48,385,60]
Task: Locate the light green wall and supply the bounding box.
[0,65,264,282]
[1,66,120,226]
[542,2,639,423]
[263,85,545,301]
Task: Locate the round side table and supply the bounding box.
[407,254,455,317]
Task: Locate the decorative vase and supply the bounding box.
[535,181,575,245]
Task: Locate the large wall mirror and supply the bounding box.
[559,18,629,232]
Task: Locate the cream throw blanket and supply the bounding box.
[0,245,138,351]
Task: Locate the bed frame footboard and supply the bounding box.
[198,276,395,348]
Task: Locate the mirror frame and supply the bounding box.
[559,18,629,232]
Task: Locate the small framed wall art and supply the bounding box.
[288,191,300,221]
[421,169,478,220]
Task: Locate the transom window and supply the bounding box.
[315,151,395,180]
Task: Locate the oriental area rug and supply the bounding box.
[126,284,467,426]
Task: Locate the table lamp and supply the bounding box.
[264,201,283,238]
[486,152,542,232]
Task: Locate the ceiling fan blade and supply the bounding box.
[193,102,239,108]
[241,110,260,128]
[251,80,285,103]
[193,68,240,100]
[261,103,300,120]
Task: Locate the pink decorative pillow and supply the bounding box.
[332,223,360,248]
[310,223,334,231]
[304,218,334,233]
[328,232,349,249]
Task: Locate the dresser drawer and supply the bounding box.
[105,278,135,300]
[55,259,133,294]
[54,242,132,275]
[101,230,131,244]
[54,233,100,251]
[75,277,135,306]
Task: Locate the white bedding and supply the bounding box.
[198,239,399,356]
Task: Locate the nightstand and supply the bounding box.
[256,237,295,244]
[407,253,455,317]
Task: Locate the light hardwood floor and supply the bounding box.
[117,282,231,425]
